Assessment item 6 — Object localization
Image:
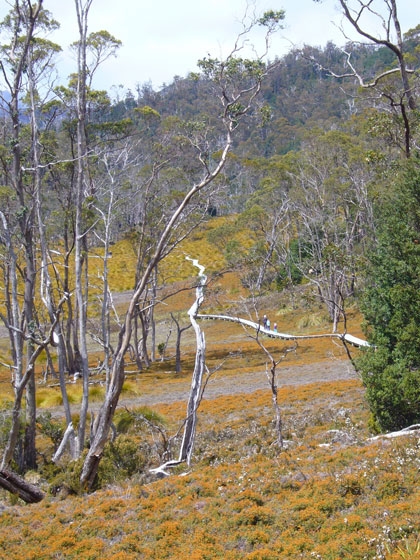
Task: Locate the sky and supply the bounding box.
[1,0,420,96]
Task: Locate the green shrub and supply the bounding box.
[49,455,86,496]
[37,412,64,451]
[358,161,420,431]
[97,435,148,487]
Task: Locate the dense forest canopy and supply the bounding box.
[0,0,419,499]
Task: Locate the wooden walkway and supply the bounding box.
[196,314,371,348]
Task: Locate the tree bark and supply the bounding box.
[0,468,44,503]
[74,0,93,457]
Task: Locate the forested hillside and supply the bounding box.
[0,1,420,557]
[112,38,413,157]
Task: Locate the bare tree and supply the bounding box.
[313,0,419,156]
[71,0,122,457]
[254,332,297,449]
[236,294,298,449]
[287,130,375,331]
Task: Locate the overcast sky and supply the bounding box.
[2,0,420,95]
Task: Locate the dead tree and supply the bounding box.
[176,258,207,463]
[313,0,418,157]
[256,335,297,449]
[0,469,44,503]
[240,298,297,449]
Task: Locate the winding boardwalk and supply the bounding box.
[197,314,371,348]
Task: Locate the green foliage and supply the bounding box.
[358,161,420,431]
[0,403,26,470]
[97,435,147,487]
[49,455,86,496]
[257,10,285,27]
[0,403,15,450]
[224,239,247,267]
[89,117,133,136]
[114,407,167,435]
[37,412,64,452]
[0,185,15,204]
[135,105,161,119]
[276,239,309,290]
[114,410,136,434]
[86,30,122,52]
[358,350,420,431]
[48,435,148,493]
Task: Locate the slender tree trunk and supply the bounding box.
[177,258,206,464]
[74,0,93,456]
[22,240,37,470]
[102,223,111,389]
[268,363,283,448]
[0,215,23,468]
[1,383,25,469]
[139,309,150,367]
[24,369,37,470]
[133,313,143,371]
[5,3,43,469]
[150,265,158,362]
[171,312,192,373]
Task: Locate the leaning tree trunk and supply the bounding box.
[80,111,234,488]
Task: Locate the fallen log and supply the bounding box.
[368,424,420,441]
[0,468,44,503]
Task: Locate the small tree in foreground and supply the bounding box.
[358,160,420,431]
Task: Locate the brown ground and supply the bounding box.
[123,358,357,405]
[44,357,357,419]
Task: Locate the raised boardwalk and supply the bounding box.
[197,314,371,348]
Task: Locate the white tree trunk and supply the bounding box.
[177,257,207,465]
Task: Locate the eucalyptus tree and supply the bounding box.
[49,79,116,380]
[80,10,285,487]
[287,130,376,331]
[0,0,61,470]
[237,159,293,293]
[60,0,122,457]
[24,12,67,465]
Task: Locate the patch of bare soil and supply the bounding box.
[82,359,358,415]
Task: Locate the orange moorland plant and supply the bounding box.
[0,219,417,558]
[0,375,419,560]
